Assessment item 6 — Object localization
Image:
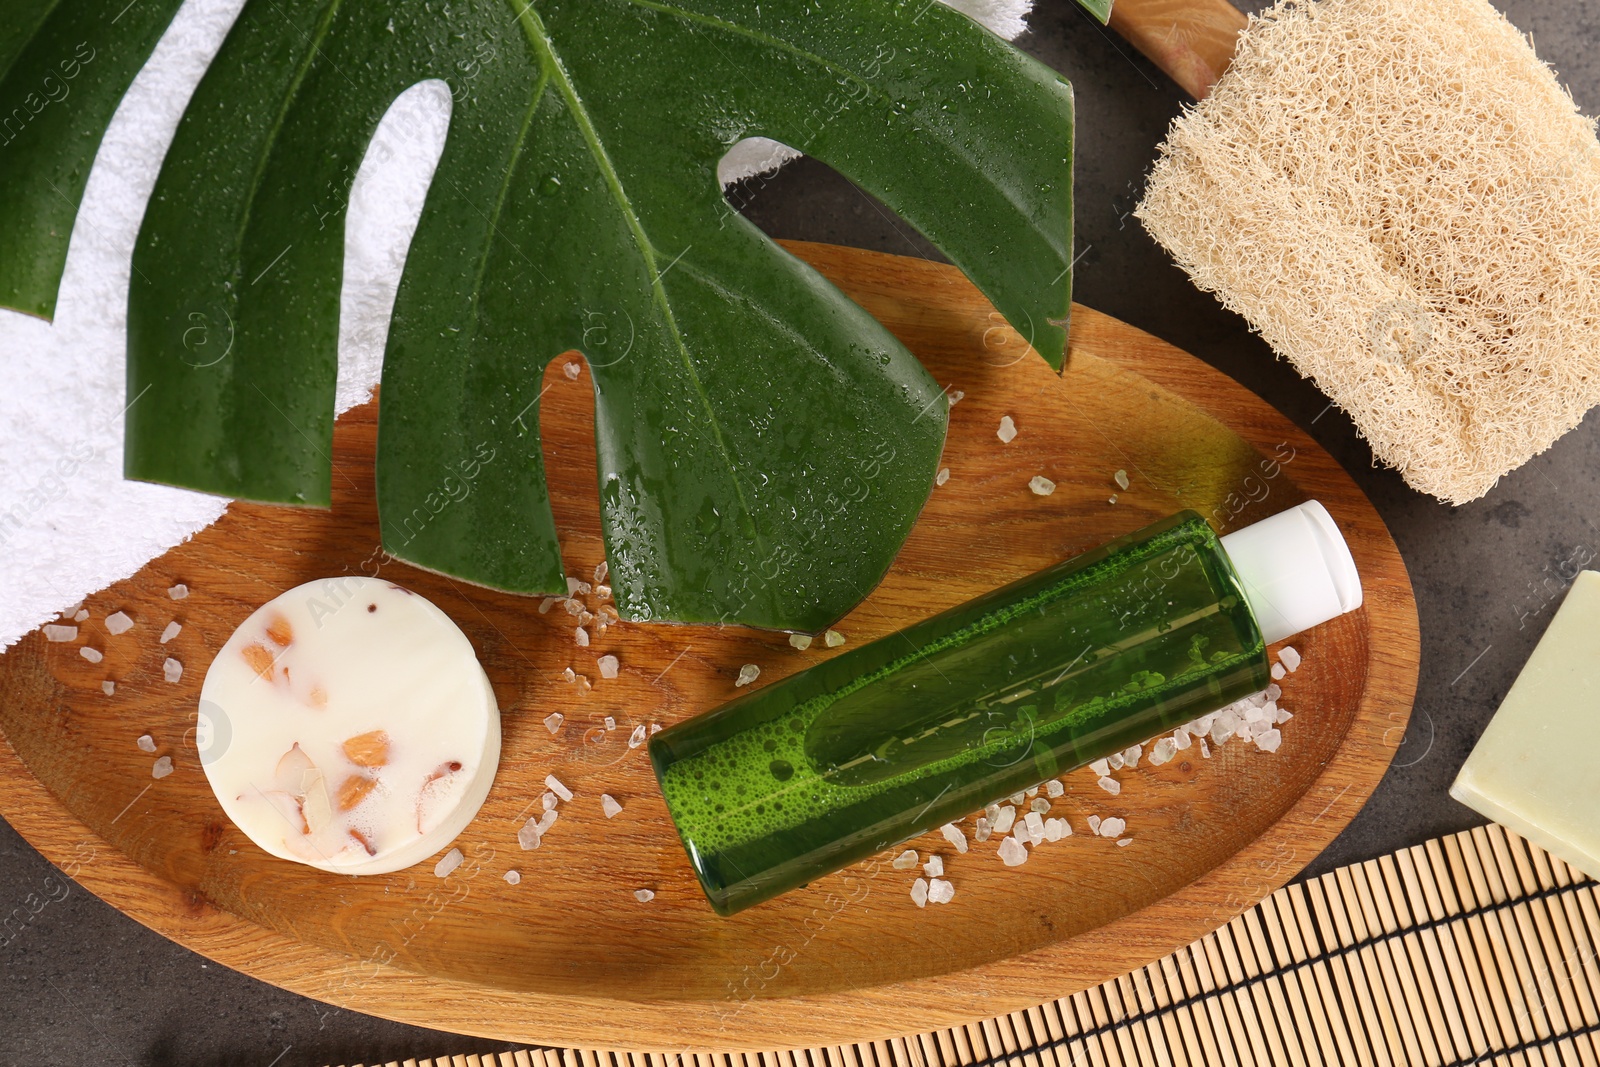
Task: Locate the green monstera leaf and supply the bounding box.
[2,0,1075,633]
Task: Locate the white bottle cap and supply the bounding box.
[1218,500,1363,645]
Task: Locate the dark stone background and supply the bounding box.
[3,0,1596,1062]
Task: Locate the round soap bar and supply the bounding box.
[198,577,499,875]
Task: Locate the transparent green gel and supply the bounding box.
[649,511,1269,915]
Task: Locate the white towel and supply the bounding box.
[0,0,1031,650]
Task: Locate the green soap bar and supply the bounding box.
[1451,570,1600,879]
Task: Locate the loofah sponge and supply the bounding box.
[1137,0,1600,504]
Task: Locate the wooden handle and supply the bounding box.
[1107,0,1248,100]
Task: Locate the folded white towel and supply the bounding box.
[0,0,1031,650]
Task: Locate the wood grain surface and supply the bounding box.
[0,241,1418,1051]
[1109,0,1248,99]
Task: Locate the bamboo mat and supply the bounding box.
[329,822,1600,1067]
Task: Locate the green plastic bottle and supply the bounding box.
[649,502,1362,915]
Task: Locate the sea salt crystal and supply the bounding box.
[79,647,102,663]
[579,611,596,627]
[935,467,951,487]
[993,805,1017,835]
[1027,786,1039,797]
[998,837,1028,866]
[162,657,183,683]
[1264,683,1282,702]
[545,774,573,801]
[1044,818,1068,842]
[73,609,88,622]
[136,734,156,753]
[629,724,647,748]
[536,810,558,835]
[159,621,181,644]
[596,584,611,600]
[563,599,583,616]
[1172,728,1191,750]
[893,849,919,870]
[928,878,955,905]
[736,663,760,687]
[44,624,77,642]
[1087,815,1102,834]
[1029,475,1056,496]
[518,819,542,850]
[948,389,964,405]
[542,792,558,811]
[594,561,608,583]
[911,877,929,908]
[1279,646,1301,672]
[559,668,576,685]
[168,584,188,600]
[1248,717,1273,738]
[650,723,662,735]
[1099,817,1126,838]
[152,756,173,780]
[824,630,845,648]
[1275,709,1293,725]
[789,633,812,650]
[1108,495,1118,504]
[1089,758,1110,778]
[1009,791,1026,804]
[603,715,616,731]
[974,817,992,842]
[634,889,655,903]
[1256,728,1283,753]
[575,626,590,647]
[504,870,521,885]
[1243,703,1266,724]
[105,611,133,635]
[1114,469,1130,491]
[1108,753,1124,771]
[101,681,115,696]
[1024,811,1046,844]
[1045,779,1064,798]
[1149,737,1177,766]
[1030,797,1050,813]
[1210,714,1236,746]
[941,822,968,854]
[564,361,581,379]
[1117,837,1134,847]
[997,416,1017,443]
[544,712,564,735]
[1271,663,1286,680]
[1123,744,1142,767]
[924,854,944,878]
[540,597,562,614]
[432,847,464,878]
[984,801,1001,820]
[1098,776,1121,795]
[601,793,623,818]
[1200,739,1211,759]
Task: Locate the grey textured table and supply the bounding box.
[3,1,1597,1063]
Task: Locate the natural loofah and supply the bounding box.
[1137,0,1600,504]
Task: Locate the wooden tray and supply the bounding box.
[0,241,1419,1051]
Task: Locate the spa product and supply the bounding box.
[198,577,499,875]
[650,502,1360,914]
[1451,571,1600,881]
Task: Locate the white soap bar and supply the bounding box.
[1451,570,1600,880]
[198,577,499,875]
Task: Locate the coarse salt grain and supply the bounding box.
[941,822,968,853]
[997,416,1018,443]
[649,723,662,735]
[1200,738,1211,758]
[892,849,919,869]
[998,836,1028,866]
[518,819,542,850]
[152,756,173,779]
[542,792,557,811]
[928,878,955,904]
[545,774,573,801]
[1173,728,1191,750]
[993,805,1017,835]
[1256,728,1283,753]
[935,467,951,486]
[974,816,992,842]
[1024,811,1046,844]
[544,712,564,734]
[1030,796,1050,813]
[601,793,624,818]
[1117,837,1134,847]
[924,854,944,878]
[564,361,581,379]
[44,624,77,642]
[560,667,576,683]
[634,889,655,903]
[1044,817,1067,841]
[789,633,812,650]
[434,848,464,877]
[1124,744,1142,767]
[575,626,590,647]
[162,657,182,683]
[598,655,619,679]
[105,611,133,635]
[73,609,88,622]
[911,877,929,907]
[1098,776,1121,795]
[1149,737,1177,766]
[159,621,181,644]
[540,597,562,614]
[1029,475,1056,496]
[594,561,608,583]
[1089,758,1110,777]
[1045,779,1064,798]
[79,646,102,663]
[596,584,611,600]
[1109,495,1118,504]
[168,584,188,600]
[1087,815,1102,834]
[948,389,964,405]
[1279,646,1301,672]
[629,724,647,748]
[1108,753,1124,771]
[1099,817,1126,838]
[1114,469,1130,491]
[504,869,521,885]
[1027,786,1039,797]
[824,630,845,648]
[735,663,760,687]
[101,680,115,696]
[1271,662,1286,680]
[136,734,156,753]
[563,599,583,617]
[535,810,558,835]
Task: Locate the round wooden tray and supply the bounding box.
[0,242,1418,1051]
